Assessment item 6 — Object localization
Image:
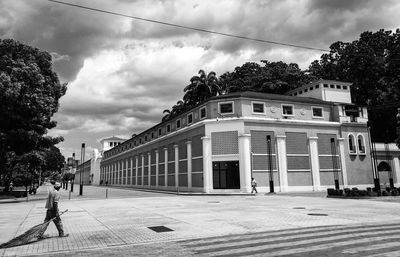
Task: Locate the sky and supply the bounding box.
[1,0,400,160]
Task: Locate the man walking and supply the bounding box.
[251,177,258,194]
[38,182,68,239]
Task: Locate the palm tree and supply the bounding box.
[171,100,185,116]
[162,109,171,122]
[183,70,220,107]
[162,70,221,122]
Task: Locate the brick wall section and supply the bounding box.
[286,132,312,186]
[191,134,203,188]
[317,133,343,186]
[211,131,239,155]
[250,130,278,187]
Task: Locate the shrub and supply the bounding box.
[350,188,359,196]
[327,188,343,196]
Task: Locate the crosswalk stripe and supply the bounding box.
[189,225,400,253]
[183,222,400,247]
[342,241,400,254]
[182,225,337,245]
[212,234,400,257]
[183,223,400,256]
[366,249,400,257]
[264,235,400,257]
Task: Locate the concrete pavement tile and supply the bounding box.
[3,186,400,256]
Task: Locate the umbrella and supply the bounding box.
[0,209,68,249]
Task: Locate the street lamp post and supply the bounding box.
[367,121,381,194]
[79,143,85,196]
[330,138,340,190]
[266,135,274,193]
[70,153,75,192]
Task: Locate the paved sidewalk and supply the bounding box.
[1,186,400,256]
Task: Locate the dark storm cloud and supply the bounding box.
[303,0,399,45]
[3,0,399,158]
[60,95,164,119]
[308,0,376,12]
[0,0,127,82]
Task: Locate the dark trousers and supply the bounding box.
[38,209,64,237]
[251,185,258,193]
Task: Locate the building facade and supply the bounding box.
[74,136,126,185]
[75,159,91,185]
[373,143,400,187]
[100,80,379,193]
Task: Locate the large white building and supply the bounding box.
[98,79,389,193]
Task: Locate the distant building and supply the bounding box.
[373,143,400,187]
[99,136,126,153]
[75,136,126,185]
[99,79,385,193]
[75,159,90,185]
[286,79,353,104]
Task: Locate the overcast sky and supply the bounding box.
[1,0,400,160]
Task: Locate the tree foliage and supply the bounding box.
[159,29,400,146]
[0,38,67,184]
[43,146,65,174]
[161,63,315,121]
[309,29,400,143]
[162,70,220,121]
[183,70,220,106]
[219,61,315,95]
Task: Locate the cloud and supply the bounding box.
[0,0,132,82]
[3,0,400,158]
[51,52,70,62]
[308,0,376,12]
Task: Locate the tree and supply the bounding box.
[0,39,67,184]
[62,172,75,183]
[42,146,65,181]
[308,29,400,144]
[219,61,315,95]
[162,100,186,121]
[171,100,184,116]
[183,70,220,107]
[162,69,220,121]
[161,109,171,122]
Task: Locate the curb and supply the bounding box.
[97,186,256,196]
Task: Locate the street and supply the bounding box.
[1,186,400,256]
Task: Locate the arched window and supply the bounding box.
[357,134,366,154]
[378,161,391,172]
[348,134,356,154]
